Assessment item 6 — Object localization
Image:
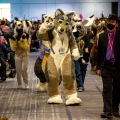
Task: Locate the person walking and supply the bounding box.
[96,14,120,120]
[9,20,32,89]
[73,22,90,92]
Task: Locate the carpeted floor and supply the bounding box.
[0,52,119,120]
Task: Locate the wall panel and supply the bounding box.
[22,4,29,20]
[46,4,56,14]
[55,4,73,11]
[0,0,118,20]
[29,4,47,21]
[11,4,21,20]
[73,3,82,14]
[95,3,111,17]
[82,3,94,18]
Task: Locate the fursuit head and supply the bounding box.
[9,20,32,52]
[38,9,81,105]
[50,9,80,60]
[72,21,90,64]
[72,21,86,52]
[12,20,32,41]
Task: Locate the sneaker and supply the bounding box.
[24,84,29,89]
[113,112,120,118]
[78,87,84,92]
[17,85,23,89]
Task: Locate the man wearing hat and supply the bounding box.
[96,13,120,120]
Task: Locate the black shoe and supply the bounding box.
[9,69,16,78]
[101,112,107,118]
[0,77,6,81]
[113,112,120,118]
[101,113,113,119]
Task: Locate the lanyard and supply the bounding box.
[108,29,116,50]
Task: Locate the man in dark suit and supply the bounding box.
[96,14,120,120]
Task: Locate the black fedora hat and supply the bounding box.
[107,13,118,20]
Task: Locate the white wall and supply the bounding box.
[0,3,11,21]
[0,0,118,21]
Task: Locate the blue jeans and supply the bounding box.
[74,58,88,89]
[74,60,83,88]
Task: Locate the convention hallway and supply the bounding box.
[0,52,119,120]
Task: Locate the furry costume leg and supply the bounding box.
[62,54,82,105]
[46,55,63,104]
[34,57,47,91]
[35,82,47,92]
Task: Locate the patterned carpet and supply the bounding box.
[0,52,119,120]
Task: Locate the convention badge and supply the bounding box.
[59,47,65,54]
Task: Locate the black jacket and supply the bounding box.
[97,28,120,74]
[0,42,11,60]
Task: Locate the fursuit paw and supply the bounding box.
[35,82,47,92]
[39,22,51,34]
[65,93,82,105]
[47,95,63,104]
[72,48,80,60]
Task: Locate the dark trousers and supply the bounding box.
[0,56,6,78]
[74,58,88,88]
[101,62,120,114]
[9,52,15,69]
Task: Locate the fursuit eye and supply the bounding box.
[72,26,74,30]
[66,22,69,25]
[77,26,81,30]
[59,21,62,24]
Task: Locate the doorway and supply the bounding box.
[112,2,118,16]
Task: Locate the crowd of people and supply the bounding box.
[0,13,120,120]
[0,18,41,81]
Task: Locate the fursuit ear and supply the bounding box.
[55,9,64,19]
[64,11,75,23]
[81,20,88,26]
[81,14,95,26]
[65,11,75,19]
[26,20,32,27]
